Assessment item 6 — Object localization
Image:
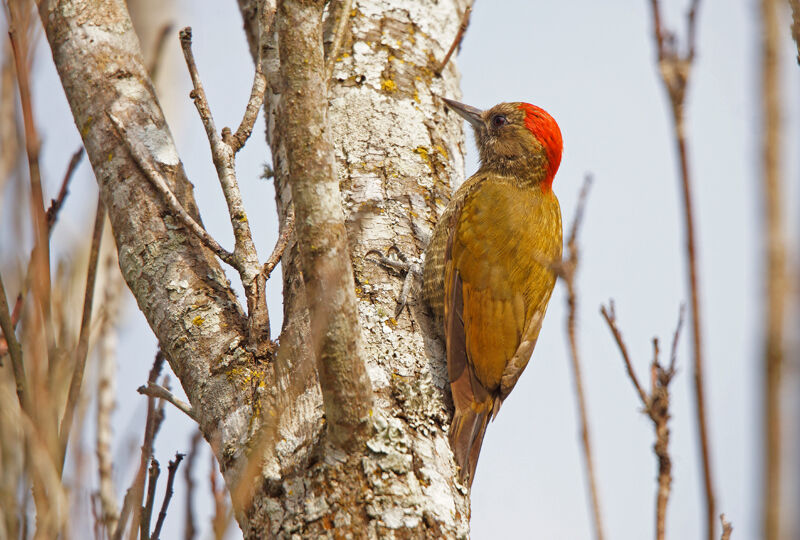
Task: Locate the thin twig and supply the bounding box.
[151,453,185,540]
[183,431,202,540]
[137,382,196,421]
[647,3,715,538]
[600,302,648,406]
[790,0,800,64]
[179,26,270,352]
[210,455,228,540]
[760,1,787,538]
[107,112,236,268]
[228,44,266,153]
[436,5,472,74]
[141,459,160,540]
[600,303,684,540]
[45,147,84,230]
[113,352,166,540]
[556,176,605,540]
[0,272,27,408]
[147,23,175,82]
[324,0,352,79]
[262,206,295,279]
[59,197,106,470]
[720,514,733,540]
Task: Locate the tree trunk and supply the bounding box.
[40,0,473,536]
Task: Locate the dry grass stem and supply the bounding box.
[183,431,202,540]
[720,514,733,540]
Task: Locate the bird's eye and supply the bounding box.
[491,114,508,128]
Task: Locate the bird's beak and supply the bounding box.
[441,97,484,129]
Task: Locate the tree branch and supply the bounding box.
[436,5,472,74]
[151,452,184,540]
[276,0,373,448]
[179,26,270,353]
[600,303,684,540]
[59,196,106,469]
[647,2,715,538]
[137,382,197,420]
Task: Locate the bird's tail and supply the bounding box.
[448,399,497,487]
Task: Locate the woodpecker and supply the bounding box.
[423,97,563,487]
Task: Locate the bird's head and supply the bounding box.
[442,98,563,190]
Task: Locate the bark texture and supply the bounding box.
[40,0,474,536]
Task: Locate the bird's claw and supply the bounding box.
[365,246,423,317]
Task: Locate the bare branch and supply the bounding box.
[600,302,647,406]
[262,206,295,280]
[183,431,202,540]
[760,0,787,537]
[791,0,800,64]
[137,382,196,421]
[59,197,106,469]
[720,514,733,540]
[45,147,84,231]
[151,452,185,540]
[147,23,175,82]
[555,176,605,540]
[141,459,161,540]
[601,303,684,540]
[0,272,27,408]
[179,26,270,352]
[114,352,166,540]
[647,2,715,537]
[324,0,352,78]
[436,5,472,74]
[277,0,373,448]
[227,56,266,153]
[107,112,236,268]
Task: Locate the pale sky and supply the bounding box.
[5,1,799,539]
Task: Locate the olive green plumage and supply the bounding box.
[422,99,563,487]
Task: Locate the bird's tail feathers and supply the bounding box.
[448,401,494,487]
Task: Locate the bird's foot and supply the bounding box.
[365,246,423,318]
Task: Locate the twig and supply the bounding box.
[760,1,787,538]
[210,455,228,540]
[262,206,295,279]
[554,176,605,540]
[600,302,647,406]
[137,382,196,421]
[45,147,84,230]
[791,0,800,64]
[227,43,266,153]
[0,273,27,408]
[436,5,472,74]
[147,23,175,82]
[647,3,715,538]
[324,0,352,79]
[720,514,733,540]
[141,459,161,540]
[107,112,236,268]
[151,452,185,540]
[183,431,202,540]
[113,352,166,540]
[600,303,684,540]
[179,27,270,352]
[59,196,106,470]
[8,0,55,372]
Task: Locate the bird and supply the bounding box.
[422,97,563,487]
